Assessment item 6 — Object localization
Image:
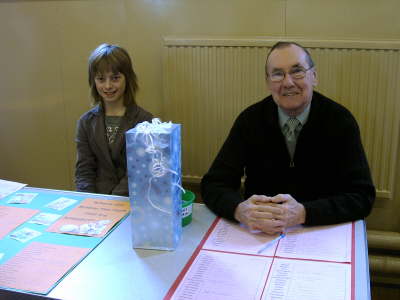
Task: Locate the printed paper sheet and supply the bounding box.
[166,218,354,300]
[47,198,130,237]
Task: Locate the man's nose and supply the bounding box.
[282,73,295,87]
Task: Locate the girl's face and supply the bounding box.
[94,71,126,105]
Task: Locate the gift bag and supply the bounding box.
[126,118,182,250]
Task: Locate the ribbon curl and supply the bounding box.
[134,118,184,215]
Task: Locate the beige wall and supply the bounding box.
[0,0,399,230]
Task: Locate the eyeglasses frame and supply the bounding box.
[267,65,314,83]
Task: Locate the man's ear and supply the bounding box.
[312,69,318,87]
[265,75,271,90]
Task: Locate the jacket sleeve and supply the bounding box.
[201,113,248,221]
[75,118,97,193]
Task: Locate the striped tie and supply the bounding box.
[283,118,301,158]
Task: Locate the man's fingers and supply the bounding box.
[258,218,285,228]
[249,210,285,221]
[235,194,294,234]
[253,204,284,216]
[247,215,286,235]
[249,211,275,220]
[270,193,293,203]
[249,195,272,204]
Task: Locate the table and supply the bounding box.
[0,188,371,300]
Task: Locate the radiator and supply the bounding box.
[162,37,400,200]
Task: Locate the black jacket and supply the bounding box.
[201,91,375,225]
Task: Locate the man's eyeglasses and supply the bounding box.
[268,65,314,82]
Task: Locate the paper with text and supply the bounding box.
[9,227,42,243]
[262,258,351,300]
[276,223,352,262]
[0,179,26,199]
[203,219,278,256]
[29,212,62,226]
[0,206,39,239]
[0,242,90,294]
[46,197,78,211]
[204,219,351,262]
[165,218,354,300]
[172,250,272,300]
[7,192,38,204]
[46,198,130,237]
[276,222,352,262]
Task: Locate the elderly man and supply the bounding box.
[201,41,375,235]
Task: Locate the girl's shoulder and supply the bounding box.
[79,105,103,120]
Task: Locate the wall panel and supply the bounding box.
[163,38,400,201]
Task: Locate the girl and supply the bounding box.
[75,43,152,195]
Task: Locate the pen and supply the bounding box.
[257,233,286,254]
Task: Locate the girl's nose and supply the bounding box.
[104,78,112,89]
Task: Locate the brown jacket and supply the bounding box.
[75,103,153,196]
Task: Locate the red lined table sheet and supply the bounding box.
[165,218,355,300]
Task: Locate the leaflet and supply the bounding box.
[0,206,39,239]
[0,179,26,199]
[0,242,90,294]
[47,198,130,237]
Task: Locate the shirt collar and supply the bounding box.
[278,102,311,129]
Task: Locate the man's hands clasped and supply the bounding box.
[234,194,306,235]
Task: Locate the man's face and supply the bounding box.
[266,45,317,116]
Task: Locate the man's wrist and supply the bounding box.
[299,204,306,224]
[234,204,242,223]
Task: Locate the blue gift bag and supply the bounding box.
[126,119,182,250]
